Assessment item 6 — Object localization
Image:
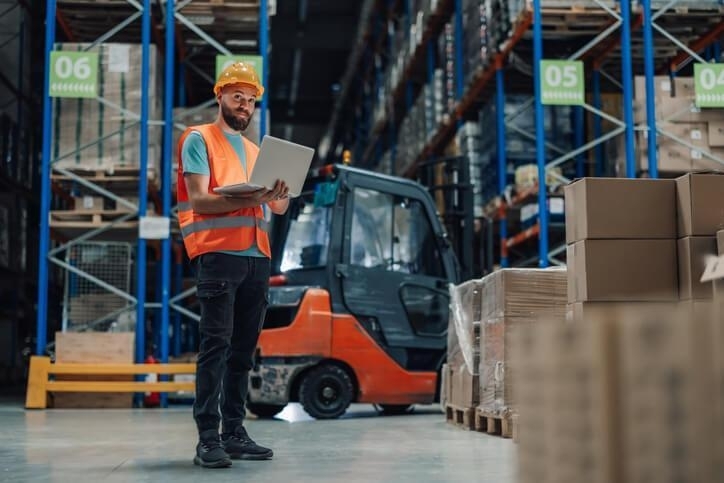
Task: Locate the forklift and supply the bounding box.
[246,162,472,419]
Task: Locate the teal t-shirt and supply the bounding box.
[181,130,267,258]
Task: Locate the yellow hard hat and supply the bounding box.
[213,61,264,98]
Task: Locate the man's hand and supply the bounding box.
[233,180,288,203]
[185,174,291,214]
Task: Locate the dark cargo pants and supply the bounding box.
[192,252,270,435]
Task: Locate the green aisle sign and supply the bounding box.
[540,60,584,106]
[215,55,264,100]
[694,63,724,108]
[49,51,98,98]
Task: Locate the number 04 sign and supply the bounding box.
[694,63,724,108]
[540,60,584,106]
[49,51,98,98]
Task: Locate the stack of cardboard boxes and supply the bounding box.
[624,75,724,175]
[513,317,618,483]
[444,268,567,430]
[712,231,724,477]
[515,173,724,483]
[51,42,163,173]
[477,268,567,422]
[565,176,679,313]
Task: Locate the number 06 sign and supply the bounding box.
[49,51,98,98]
[540,60,584,106]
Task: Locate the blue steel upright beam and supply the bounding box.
[533,0,548,267]
[495,65,508,268]
[620,0,636,178]
[259,0,269,139]
[641,0,657,178]
[36,0,57,354]
[592,69,604,176]
[454,0,463,102]
[159,0,176,408]
[136,0,151,367]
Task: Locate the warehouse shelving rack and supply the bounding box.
[36,1,270,405]
[327,0,724,270]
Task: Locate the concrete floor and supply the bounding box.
[1,398,517,483]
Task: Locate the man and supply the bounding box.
[176,61,289,469]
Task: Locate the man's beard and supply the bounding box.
[221,103,252,132]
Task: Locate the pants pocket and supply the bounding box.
[197,280,229,299]
[197,280,233,337]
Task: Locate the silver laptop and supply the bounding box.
[213,135,315,198]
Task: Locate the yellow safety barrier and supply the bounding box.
[25,355,196,409]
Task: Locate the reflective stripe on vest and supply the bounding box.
[177,201,192,212]
[180,215,271,238]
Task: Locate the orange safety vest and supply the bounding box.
[176,123,271,260]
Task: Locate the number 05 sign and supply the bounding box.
[540,60,584,106]
[49,51,98,98]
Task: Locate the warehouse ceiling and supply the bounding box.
[268,0,362,153]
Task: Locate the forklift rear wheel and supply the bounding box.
[299,364,354,420]
[378,404,413,415]
[247,402,286,419]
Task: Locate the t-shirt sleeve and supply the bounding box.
[181,131,211,176]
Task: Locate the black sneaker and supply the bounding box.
[222,426,274,460]
[194,430,232,468]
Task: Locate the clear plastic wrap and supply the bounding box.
[448,279,482,376]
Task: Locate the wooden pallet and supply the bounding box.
[445,404,476,430]
[474,407,513,439]
[50,210,140,224]
[52,166,156,180]
[51,167,157,195]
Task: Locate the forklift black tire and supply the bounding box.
[299,364,354,420]
[247,402,286,419]
[378,404,414,415]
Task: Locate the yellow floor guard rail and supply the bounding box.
[26,355,197,409]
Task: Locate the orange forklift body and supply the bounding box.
[257,288,437,405]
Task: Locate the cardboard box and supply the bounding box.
[618,304,717,483]
[568,301,677,323]
[73,196,104,211]
[674,76,696,98]
[678,236,717,300]
[676,173,724,237]
[659,96,724,124]
[709,121,724,147]
[567,239,678,302]
[449,363,479,408]
[635,75,672,100]
[639,123,711,173]
[478,268,567,414]
[513,318,619,483]
[711,279,724,478]
[695,147,724,172]
[564,177,676,244]
[53,332,134,408]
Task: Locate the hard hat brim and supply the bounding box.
[214,81,264,98]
